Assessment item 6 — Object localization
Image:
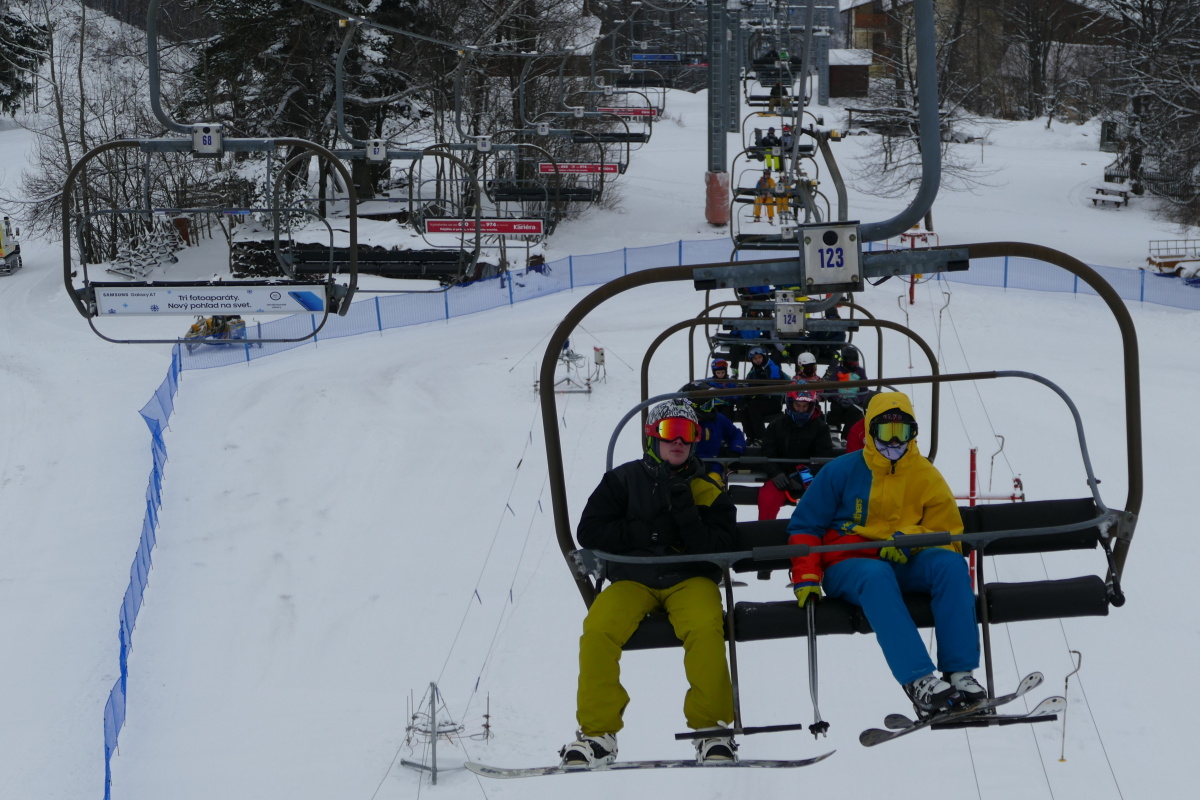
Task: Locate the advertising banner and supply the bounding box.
[596,107,659,118]
[536,162,619,174]
[95,285,327,315]
[426,219,544,235]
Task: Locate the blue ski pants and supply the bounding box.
[823,548,980,685]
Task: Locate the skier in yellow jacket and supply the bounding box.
[786,392,987,715]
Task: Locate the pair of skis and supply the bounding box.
[859,671,1065,746]
[466,673,1063,778]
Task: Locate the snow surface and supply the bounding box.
[1,88,1197,800]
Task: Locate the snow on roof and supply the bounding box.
[839,0,876,11]
[830,49,874,66]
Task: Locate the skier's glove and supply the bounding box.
[878,533,911,564]
[771,473,791,490]
[668,478,695,511]
[794,578,822,608]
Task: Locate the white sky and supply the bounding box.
[0,86,1196,800]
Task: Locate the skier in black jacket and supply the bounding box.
[561,400,739,768]
[757,388,835,520]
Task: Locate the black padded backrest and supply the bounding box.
[623,576,1111,650]
[964,498,1102,555]
[732,519,790,573]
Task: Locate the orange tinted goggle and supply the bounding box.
[874,421,916,443]
[645,417,702,443]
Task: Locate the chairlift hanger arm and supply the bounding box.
[962,242,1143,529]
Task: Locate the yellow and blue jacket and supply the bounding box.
[786,392,963,586]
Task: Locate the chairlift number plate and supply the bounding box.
[776,302,805,334]
[802,224,862,290]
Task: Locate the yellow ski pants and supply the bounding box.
[576,577,733,736]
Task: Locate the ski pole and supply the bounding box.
[806,600,829,738]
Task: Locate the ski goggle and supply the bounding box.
[645,417,703,443]
[690,398,720,413]
[873,420,916,443]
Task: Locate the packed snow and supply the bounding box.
[1,88,1196,800]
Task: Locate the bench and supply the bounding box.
[1095,182,1132,197]
[1090,193,1127,208]
[620,497,1114,650]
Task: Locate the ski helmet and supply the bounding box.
[711,358,729,372]
[644,400,701,460]
[785,389,818,425]
[748,346,767,359]
[840,346,859,364]
[680,382,720,419]
[796,351,816,367]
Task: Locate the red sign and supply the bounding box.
[537,162,620,174]
[597,107,659,118]
[426,219,545,235]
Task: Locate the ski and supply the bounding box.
[859,672,1045,747]
[885,695,1066,731]
[464,750,834,779]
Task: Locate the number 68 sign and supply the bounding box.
[802,224,862,290]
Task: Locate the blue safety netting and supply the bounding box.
[103,346,181,800]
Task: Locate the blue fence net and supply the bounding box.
[102,236,1197,795]
[173,243,1199,372]
[103,346,180,799]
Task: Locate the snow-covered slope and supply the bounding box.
[1,87,1195,800]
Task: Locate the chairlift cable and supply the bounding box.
[931,279,1018,478]
[923,281,977,453]
[996,598,1059,800]
[435,402,543,687]
[962,728,985,800]
[453,409,549,722]
[577,323,635,371]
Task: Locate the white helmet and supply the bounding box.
[646,399,699,428]
[797,351,817,366]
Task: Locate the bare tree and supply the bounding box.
[850,1,999,200]
[1093,0,1200,224]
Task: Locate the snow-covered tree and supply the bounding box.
[1093,0,1200,224]
[0,1,50,115]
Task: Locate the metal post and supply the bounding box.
[430,682,437,785]
[707,1,728,173]
[728,11,741,134]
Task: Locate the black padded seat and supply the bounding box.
[620,497,1113,651]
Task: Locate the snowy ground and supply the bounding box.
[1,88,1197,800]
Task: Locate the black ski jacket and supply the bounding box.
[761,408,835,479]
[577,453,738,588]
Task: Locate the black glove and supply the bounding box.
[772,473,791,490]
